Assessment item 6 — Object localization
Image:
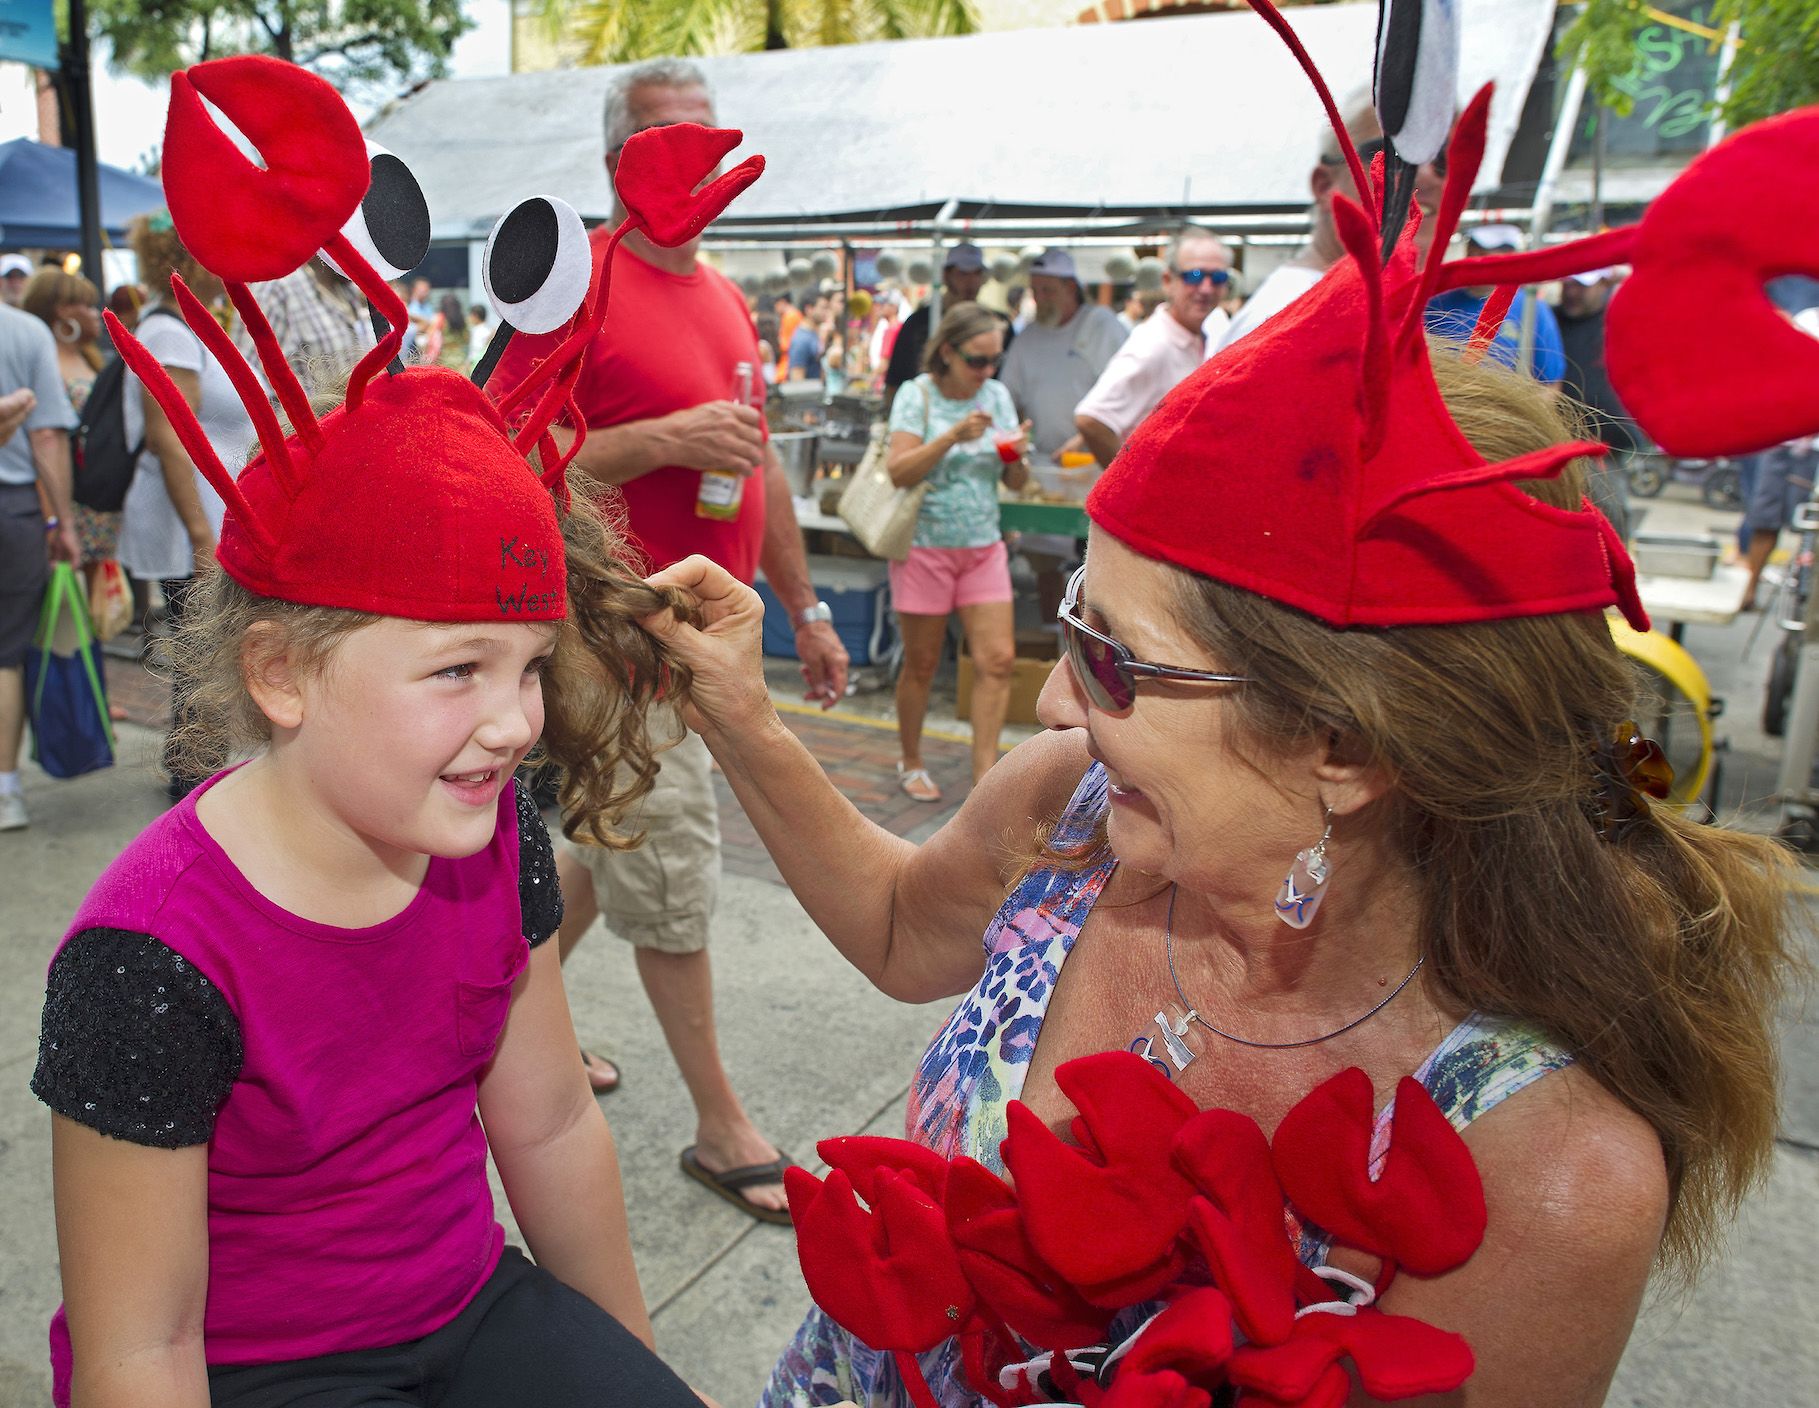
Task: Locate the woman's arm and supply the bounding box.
[887,426,958,488]
[640,556,1090,1003]
[52,1116,211,1408]
[478,940,656,1347]
[141,366,214,573]
[1357,1066,1668,1407]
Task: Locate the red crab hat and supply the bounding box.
[1087,0,1819,632]
[106,55,762,624]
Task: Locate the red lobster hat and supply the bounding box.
[108,55,763,624]
[1087,0,1819,633]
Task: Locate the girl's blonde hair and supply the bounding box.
[164,473,698,852]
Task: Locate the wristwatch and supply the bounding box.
[794,601,833,629]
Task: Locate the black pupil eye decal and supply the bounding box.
[491,200,560,305]
[364,153,430,276]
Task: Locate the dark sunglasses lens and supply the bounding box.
[1177,268,1229,288]
[1065,620,1131,712]
[961,353,998,369]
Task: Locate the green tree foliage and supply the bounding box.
[90,0,472,92]
[1560,0,1819,130]
[535,0,980,67]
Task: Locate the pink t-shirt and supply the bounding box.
[42,770,533,1376]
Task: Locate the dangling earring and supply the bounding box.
[56,317,82,344]
[1274,806,1334,929]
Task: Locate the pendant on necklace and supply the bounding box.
[1127,998,1203,1080]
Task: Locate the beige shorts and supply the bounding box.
[566,727,719,954]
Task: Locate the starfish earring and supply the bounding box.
[1274,807,1334,930]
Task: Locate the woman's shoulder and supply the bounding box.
[1464,1058,1669,1261]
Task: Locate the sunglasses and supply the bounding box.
[1058,568,1249,713]
[1327,137,1448,178]
[954,351,1001,370]
[1171,267,1231,289]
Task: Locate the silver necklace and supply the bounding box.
[1161,884,1425,1052]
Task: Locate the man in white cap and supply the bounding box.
[1423,223,1565,385]
[999,248,1127,459]
[1,255,34,308]
[884,242,1010,404]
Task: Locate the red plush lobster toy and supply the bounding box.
[787,1053,1483,1408]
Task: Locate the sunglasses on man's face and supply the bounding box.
[1057,568,1249,713]
[955,351,1001,370]
[1172,267,1231,289]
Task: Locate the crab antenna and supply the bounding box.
[322,231,408,412]
[104,310,277,557]
[508,219,635,445]
[1245,0,1379,228]
[170,277,302,497]
[220,281,323,456]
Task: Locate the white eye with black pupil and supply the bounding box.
[483,196,590,336]
[322,141,431,283]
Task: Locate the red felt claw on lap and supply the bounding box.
[1228,1306,1475,1405]
[1270,1070,1485,1278]
[162,56,369,283]
[1173,1108,1300,1346]
[1002,1052,1200,1308]
[818,1134,954,1204]
[613,124,765,248]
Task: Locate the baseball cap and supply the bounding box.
[0,255,33,278]
[943,242,985,272]
[1568,267,1615,286]
[1027,248,1078,280]
[1463,223,1524,252]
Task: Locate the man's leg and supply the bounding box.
[554,848,620,1093]
[588,729,786,1217]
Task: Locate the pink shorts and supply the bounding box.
[889,541,1013,616]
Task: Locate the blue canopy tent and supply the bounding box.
[0,138,165,248]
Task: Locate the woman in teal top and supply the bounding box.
[885,302,1029,803]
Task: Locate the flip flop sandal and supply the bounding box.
[580,1046,622,1095]
[896,762,942,803]
[679,1146,795,1226]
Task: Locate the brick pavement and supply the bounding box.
[90,651,973,879]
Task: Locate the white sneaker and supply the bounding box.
[0,792,25,831]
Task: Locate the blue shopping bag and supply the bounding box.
[25,562,115,779]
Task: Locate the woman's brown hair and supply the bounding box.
[129,213,202,305]
[922,301,1006,377]
[20,269,103,372]
[1124,346,1802,1284]
[163,456,698,851]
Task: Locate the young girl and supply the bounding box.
[31,52,758,1407]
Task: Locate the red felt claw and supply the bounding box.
[1606,106,1819,457]
[162,57,369,283]
[1172,1109,1299,1346]
[1270,1071,1485,1278]
[819,1134,954,1204]
[1228,1308,1474,1404]
[785,1166,975,1353]
[1098,1368,1213,1408]
[1002,1052,1199,1307]
[1116,1287,1235,1382]
[944,1156,1115,1350]
[614,124,766,249]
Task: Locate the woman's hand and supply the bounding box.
[639,555,777,740]
[949,408,992,444]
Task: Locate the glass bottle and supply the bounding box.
[697,361,756,522]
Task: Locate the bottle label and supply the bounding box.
[696,470,744,520]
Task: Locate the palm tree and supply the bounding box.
[533,0,981,67]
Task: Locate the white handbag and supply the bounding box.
[836,380,931,561]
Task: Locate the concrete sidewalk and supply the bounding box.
[3,627,1817,1404]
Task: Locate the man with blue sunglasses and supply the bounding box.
[1074,227,1231,467]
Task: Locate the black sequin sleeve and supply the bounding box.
[516,783,563,947]
[32,929,243,1148]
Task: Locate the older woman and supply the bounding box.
[886,301,1030,802]
[117,213,254,800]
[633,129,1806,1401]
[21,270,107,560]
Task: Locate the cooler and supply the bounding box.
[756,554,896,665]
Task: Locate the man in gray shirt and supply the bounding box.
[0,302,79,830]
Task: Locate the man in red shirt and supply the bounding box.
[492,58,848,1223]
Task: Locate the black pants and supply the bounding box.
[206,1248,699,1408]
[157,575,202,802]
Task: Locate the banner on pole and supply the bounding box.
[0,0,58,71]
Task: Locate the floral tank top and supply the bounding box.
[762,764,1573,1408]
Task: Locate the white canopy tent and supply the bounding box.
[367,0,1561,252]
